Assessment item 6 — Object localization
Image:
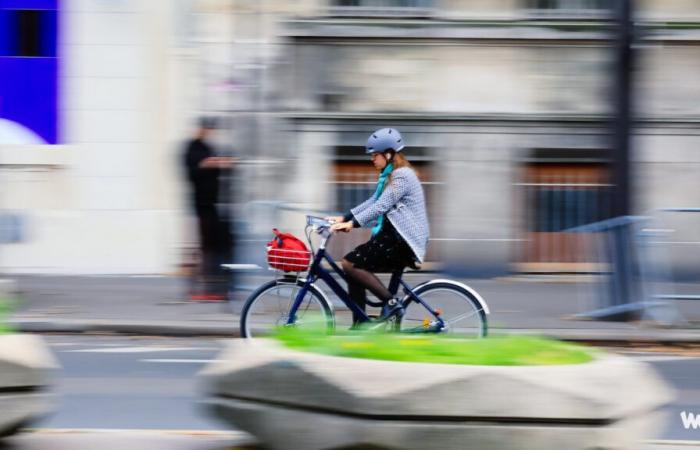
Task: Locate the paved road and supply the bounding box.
[1,335,255,450]
[10,275,700,342]
[37,336,225,431]
[0,335,698,449]
[642,353,700,442]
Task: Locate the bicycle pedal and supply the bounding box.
[367,313,381,319]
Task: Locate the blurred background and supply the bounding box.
[2,3,700,447]
[1,0,699,282]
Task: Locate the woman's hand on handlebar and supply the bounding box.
[325,216,344,225]
[330,221,353,233]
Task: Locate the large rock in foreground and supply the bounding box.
[201,339,674,450]
[0,334,58,438]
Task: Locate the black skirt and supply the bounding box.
[344,219,416,273]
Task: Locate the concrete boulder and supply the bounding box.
[0,334,58,438]
[201,339,674,450]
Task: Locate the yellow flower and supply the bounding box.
[341,342,376,350]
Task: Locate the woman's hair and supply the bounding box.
[387,151,412,184]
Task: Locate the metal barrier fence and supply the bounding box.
[570,210,700,325]
[569,216,656,322]
[638,208,700,325]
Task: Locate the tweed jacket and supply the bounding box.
[351,167,430,263]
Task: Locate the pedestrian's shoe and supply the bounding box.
[190,293,226,302]
[190,293,209,301]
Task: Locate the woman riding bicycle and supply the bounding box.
[328,128,429,325]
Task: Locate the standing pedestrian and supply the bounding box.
[182,117,235,301]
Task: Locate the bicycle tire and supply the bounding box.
[398,281,488,337]
[240,279,334,338]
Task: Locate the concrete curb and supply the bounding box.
[11,319,240,338]
[0,334,58,438]
[646,440,700,448]
[0,279,18,297]
[10,318,700,344]
[495,328,700,345]
[11,428,258,449]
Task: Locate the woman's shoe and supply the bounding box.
[382,298,404,318]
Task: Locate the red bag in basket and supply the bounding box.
[267,228,311,272]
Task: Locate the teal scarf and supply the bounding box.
[371,163,393,236]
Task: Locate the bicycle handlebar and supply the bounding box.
[306,215,334,234]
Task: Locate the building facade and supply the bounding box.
[238,0,700,276]
[0,0,192,273]
[1,0,699,275]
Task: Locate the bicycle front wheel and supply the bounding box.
[399,281,488,338]
[240,279,334,338]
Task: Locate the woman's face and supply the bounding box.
[370,152,388,170]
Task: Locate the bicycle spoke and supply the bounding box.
[241,281,332,338]
[399,285,486,337]
[446,309,480,326]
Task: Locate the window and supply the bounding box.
[0,9,57,57]
[328,0,434,17]
[525,0,611,18]
[332,0,432,5]
[517,149,613,269]
[526,165,611,233]
[0,2,59,144]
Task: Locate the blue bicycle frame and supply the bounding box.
[285,222,446,329]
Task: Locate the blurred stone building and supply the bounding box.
[223,0,700,275]
[1,0,699,274]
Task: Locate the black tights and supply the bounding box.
[341,259,393,324]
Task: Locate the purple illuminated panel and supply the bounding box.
[0,1,57,11]
[0,0,59,144]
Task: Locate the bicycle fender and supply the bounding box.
[411,279,490,315]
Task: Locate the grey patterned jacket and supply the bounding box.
[351,167,430,263]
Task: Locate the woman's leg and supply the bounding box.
[346,276,367,325]
[342,258,393,307]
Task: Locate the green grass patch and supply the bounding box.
[274,326,594,366]
[0,297,16,335]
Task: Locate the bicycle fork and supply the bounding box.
[399,281,447,332]
[285,276,315,326]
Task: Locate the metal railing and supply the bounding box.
[638,208,700,325]
[568,209,700,325]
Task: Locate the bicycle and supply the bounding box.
[240,216,490,338]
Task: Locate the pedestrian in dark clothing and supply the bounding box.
[183,118,235,301]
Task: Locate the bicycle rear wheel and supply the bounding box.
[398,281,488,337]
[240,279,334,338]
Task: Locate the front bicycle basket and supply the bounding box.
[266,228,311,272]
